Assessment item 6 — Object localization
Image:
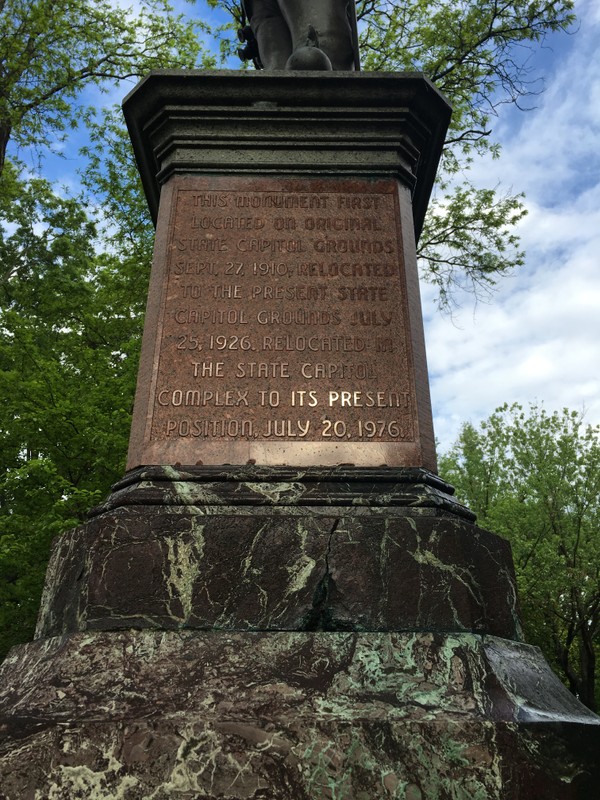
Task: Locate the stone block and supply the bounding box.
[36,468,520,640]
[0,630,598,799]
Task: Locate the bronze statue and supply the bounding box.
[239,0,360,71]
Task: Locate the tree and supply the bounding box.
[0,0,205,174]
[79,107,156,263]
[0,0,222,661]
[356,0,574,306]
[210,0,575,306]
[0,163,147,659]
[439,404,600,711]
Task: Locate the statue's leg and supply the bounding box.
[277,0,355,70]
[249,0,293,70]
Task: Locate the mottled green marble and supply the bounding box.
[3,468,598,797]
[35,504,521,640]
[0,631,597,798]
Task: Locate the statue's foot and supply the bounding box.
[285,46,333,71]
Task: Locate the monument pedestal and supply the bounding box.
[1,73,599,797]
[35,467,520,639]
[1,469,599,797]
[122,72,449,473]
[1,629,598,798]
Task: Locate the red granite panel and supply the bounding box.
[127,176,435,468]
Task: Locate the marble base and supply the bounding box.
[2,468,598,797]
[1,630,598,799]
[36,468,520,640]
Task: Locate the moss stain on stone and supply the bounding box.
[245,480,301,505]
[164,521,205,624]
[44,749,139,800]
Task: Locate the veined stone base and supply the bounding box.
[34,467,521,641]
[0,630,598,799]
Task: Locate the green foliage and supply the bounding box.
[356,1,574,156]
[80,107,156,261]
[0,163,147,660]
[0,459,97,656]
[0,0,219,664]
[440,404,600,710]
[205,0,248,62]
[417,184,527,305]
[0,0,203,172]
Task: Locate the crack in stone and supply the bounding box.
[301,520,353,632]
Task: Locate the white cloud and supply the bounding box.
[425,0,600,452]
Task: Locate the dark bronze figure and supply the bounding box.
[239,0,360,71]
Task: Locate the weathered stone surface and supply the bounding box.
[126,175,438,471]
[35,469,520,640]
[122,73,450,473]
[122,71,451,239]
[97,466,476,515]
[0,631,598,799]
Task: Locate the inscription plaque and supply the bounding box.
[127,177,436,468]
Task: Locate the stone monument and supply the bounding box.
[0,14,599,798]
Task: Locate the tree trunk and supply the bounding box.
[579,634,597,712]
[0,122,11,178]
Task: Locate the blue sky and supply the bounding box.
[423,0,600,449]
[13,0,600,453]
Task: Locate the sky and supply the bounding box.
[15,0,600,455]
[422,0,600,450]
